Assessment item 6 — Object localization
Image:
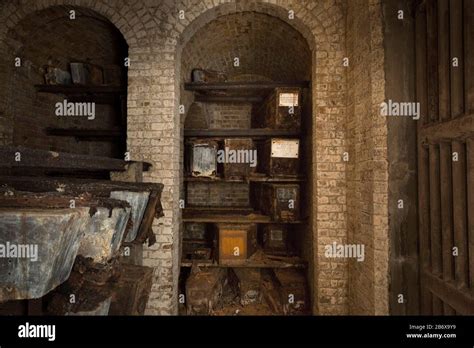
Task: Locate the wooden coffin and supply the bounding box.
[262,224,289,255]
[109,264,154,315]
[221,138,256,179]
[214,223,258,265]
[186,140,218,177]
[185,267,226,315]
[46,256,121,315]
[273,269,308,315]
[257,184,300,222]
[252,88,301,130]
[258,138,300,176]
[233,268,262,305]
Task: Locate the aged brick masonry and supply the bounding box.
[0,0,472,316]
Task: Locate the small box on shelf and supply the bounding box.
[258,138,300,177]
[186,139,218,178]
[252,87,301,131]
[221,138,256,179]
[255,183,300,222]
[214,223,258,265]
[262,224,290,255]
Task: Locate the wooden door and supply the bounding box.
[415,0,474,315]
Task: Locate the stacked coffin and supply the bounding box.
[182,84,308,315]
[0,176,164,315]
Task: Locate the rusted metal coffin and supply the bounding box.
[257,183,300,222]
[109,190,148,242]
[79,204,131,263]
[258,138,300,176]
[0,176,164,244]
[186,140,218,177]
[252,88,301,130]
[214,223,257,265]
[185,267,226,315]
[262,224,289,255]
[46,256,120,315]
[222,138,255,179]
[0,192,91,301]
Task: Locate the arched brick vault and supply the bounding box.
[174,0,349,315]
[0,0,390,316]
[0,1,152,46]
[1,7,127,154]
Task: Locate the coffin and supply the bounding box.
[185,267,226,315]
[79,203,131,263]
[109,191,148,242]
[0,176,163,244]
[0,207,89,301]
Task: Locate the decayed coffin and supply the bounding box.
[273,269,308,315]
[233,268,262,305]
[0,176,164,245]
[258,138,300,177]
[256,183,301,222]
[185,266,226,315]
[262,224,290,255]
[186,139,218,177]
[78,202,131,263]
[221,138,255,179]
[252,87,301,130]
[108,263,154,315]
[46,256,121,315]
[0,190,104,301]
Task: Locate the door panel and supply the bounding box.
[416,0,474,315]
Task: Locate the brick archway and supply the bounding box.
[173,0,348,315]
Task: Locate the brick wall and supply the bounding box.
[0,0,392,316]
[346,0,389,315]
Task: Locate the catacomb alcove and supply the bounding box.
[178,11,313,315]
[4,6,128,162]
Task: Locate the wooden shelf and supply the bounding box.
[182,209,305,224]
[0,146,151,173]
[35,85,126,104]
[184,81,310,91]
[184,175,305,183]
[180,250,307,269]
[35,84,126,95]
[44,128,122,140]
[184,128,300,138]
